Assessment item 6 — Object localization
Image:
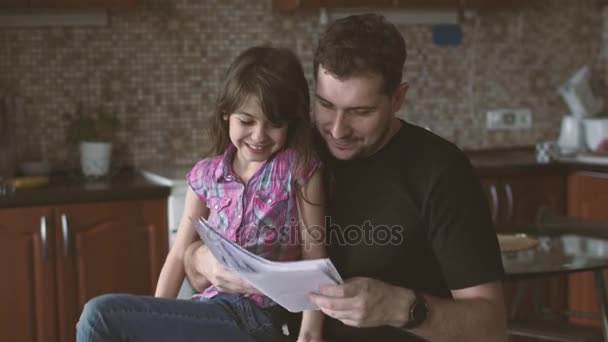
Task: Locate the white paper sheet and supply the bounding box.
[193,217,343,312]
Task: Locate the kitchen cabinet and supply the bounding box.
[31,0,136,9]
[272,0,524,12]
[0,0,22,9]
[0,0,136,10]
[0,199,168,342]
[567,172,608,328]
[479,170,567,342]
[480,172,566,231]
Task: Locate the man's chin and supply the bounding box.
[328,145,359,160]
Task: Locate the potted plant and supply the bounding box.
[64,103,119,177]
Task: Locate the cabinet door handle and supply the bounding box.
[40,216,48,259]
[505,183,514,221]
[61,213,70,257]
[490,184,499,223]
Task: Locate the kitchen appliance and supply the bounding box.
[559,65,603,118]
[582,118,608,152]
[557,115,585,154]
[140,167,194,298]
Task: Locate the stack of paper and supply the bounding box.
[193,217,343,312]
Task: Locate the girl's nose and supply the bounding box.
[251,125,267,142]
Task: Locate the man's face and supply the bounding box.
[312,66,406,160]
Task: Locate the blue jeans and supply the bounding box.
[76,293,287,342]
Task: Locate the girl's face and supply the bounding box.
[226,96,288,164]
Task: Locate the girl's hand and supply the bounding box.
[184,241,260,294]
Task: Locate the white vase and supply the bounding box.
[80,141,112,177]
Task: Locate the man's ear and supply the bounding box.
[391,82,409,113]
[222,114,229,121]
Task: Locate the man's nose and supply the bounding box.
[331,112,350,139]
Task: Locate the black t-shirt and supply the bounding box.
[305,121,504,341]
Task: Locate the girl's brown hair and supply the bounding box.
[206,45,316,186]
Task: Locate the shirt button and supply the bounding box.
[267,199,272,204]
[214,205,219,209]
[225,175,233,181]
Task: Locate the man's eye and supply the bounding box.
[353,109,373,116]
[318,100,333,109]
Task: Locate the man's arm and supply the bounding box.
[406,281,506,341]
[310,278,506,342]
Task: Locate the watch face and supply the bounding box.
[412,298,428,323]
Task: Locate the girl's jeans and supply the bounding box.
[76,293,286,342]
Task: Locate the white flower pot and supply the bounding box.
[80,141,112,177]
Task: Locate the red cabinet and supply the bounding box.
[567,172,608,327]
[0,207,57,342]
[0,199,167,342]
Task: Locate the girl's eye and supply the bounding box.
[239,120,254,126]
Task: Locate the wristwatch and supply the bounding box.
[402,290,428,329]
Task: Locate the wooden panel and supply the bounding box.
[463,0,526,8]
[0,207,57,342]
[273,0,524,12]
[29,0,136,9]
[0,0,27,8]
[481,172,567,342]
[481,173,566,232]
[54,199,167,342]
[273,0,460,11]
[567,172,608,327]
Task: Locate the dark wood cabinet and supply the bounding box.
[479,170,567,342]
[272,0,524,12]
[0,0,136,10]
[0,0,23,9]
[567,172,608,328]
[0,207,57,342]
[0,199,167,342]
[480,172,566,231]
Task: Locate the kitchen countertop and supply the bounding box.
[467,147,608,176]
[0,169,170,208]
[2,147,608,209]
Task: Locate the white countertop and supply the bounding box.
[140,165,191,187]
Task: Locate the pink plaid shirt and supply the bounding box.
[186,145,321,307]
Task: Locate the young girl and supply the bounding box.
[77,46,326,342]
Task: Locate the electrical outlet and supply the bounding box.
[486,108,532,130]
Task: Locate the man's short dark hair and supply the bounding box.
[313,13,407,95]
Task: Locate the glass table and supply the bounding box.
[502,234,608,341]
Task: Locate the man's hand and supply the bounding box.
[183,241,260,294]
[308,277,410,328]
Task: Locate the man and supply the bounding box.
[185,13,506,341]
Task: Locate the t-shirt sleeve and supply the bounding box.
[283,148,323,186]
[296,158,322,185]
[426,154,504,290]
[186,159,211,203]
